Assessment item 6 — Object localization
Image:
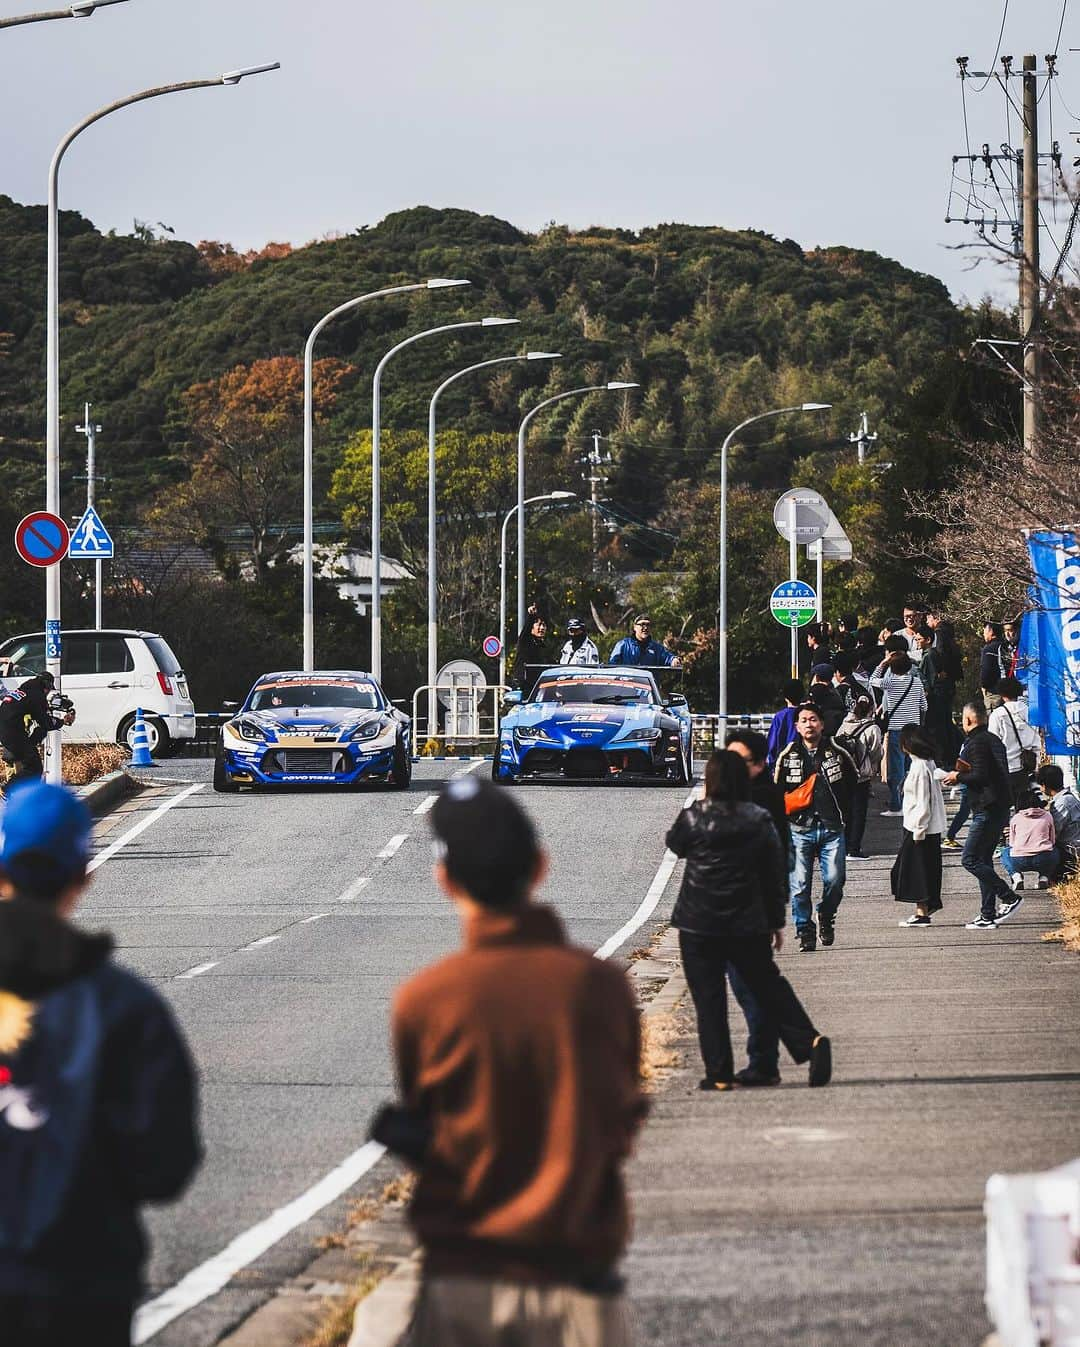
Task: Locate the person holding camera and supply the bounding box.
[0,673,75,783]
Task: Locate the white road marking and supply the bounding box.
[451,759,486,778]
[132,1141,387,1344]
[175,961,218,980]
[137,777,692,1339]
[376,833,408,860]
[88,783,204,873]
[592,785,697,962]
[412,794,437,815]
[300,913,330,924]
[243,935,281,950]
[335,876,370,902]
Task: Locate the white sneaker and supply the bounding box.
[965,916,999,930]
[996,895,1024,923]
[1010,872,1024,892]
[899,914,931,927]
[880,809,903,818]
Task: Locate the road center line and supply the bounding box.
[243,935,281,950]
[412,794,437,815]
[88,783,205,873]
[376,834,408,861]
[137,782,691,1339]
[175,962,218,981]
[335,876,370,902]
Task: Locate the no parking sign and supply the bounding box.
[482,635,502,659]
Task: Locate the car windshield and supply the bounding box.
[534,678,654,705]
[249,681,379,711]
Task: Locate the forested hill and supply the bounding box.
[0,196,973,519]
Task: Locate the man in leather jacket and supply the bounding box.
[774,703,857,952]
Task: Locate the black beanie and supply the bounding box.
[430,776,540,908]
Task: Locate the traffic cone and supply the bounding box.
[129,707,155,768]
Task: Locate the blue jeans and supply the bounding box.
[886,728,909,811]
[1001,846,1059,879]
[790,821,847,931]
[947,785,970,842]
[962,805,1012,921]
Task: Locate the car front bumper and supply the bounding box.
[220,743,395,786]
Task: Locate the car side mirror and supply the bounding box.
[503,690,523,706]
[667,693,688,707]
[391,698,407,706]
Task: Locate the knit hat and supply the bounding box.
[430,776,540,909]
[810,663,835,680]
[0,780,93,899]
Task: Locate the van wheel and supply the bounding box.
[213,754,239,793]
[118,714,171,757]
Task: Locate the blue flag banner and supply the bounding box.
[1017,531,1080,756]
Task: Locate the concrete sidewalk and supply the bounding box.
[625,794,1080,1346]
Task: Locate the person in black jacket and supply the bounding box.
[511,605,550,691]
[666,750,831,1092]
[979,622,1010,712]
[943,702,1018,930]
[809,664,845,735]
[0,781,201,1345]
[0,673,75,782]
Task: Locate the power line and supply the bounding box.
[971,0,1011,93]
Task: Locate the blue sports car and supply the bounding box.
[214,670,412,792]
[493,666,693,784]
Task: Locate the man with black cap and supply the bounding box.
[0,781,200,1345]
[0,672,75,783]
[809,663,845,736]
[380,777,643,1346]
[559,618,600,665]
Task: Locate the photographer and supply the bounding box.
[0,673,75,783]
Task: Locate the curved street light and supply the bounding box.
[515,381,637,634]
[715,402,831,728]
[499,492,577,690]
[423,350,561,731]
[300,278,470,670]
[0,0,130,28]
[369,316,519,681]
[42,62,280,781]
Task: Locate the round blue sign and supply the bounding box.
[482,635,502,658]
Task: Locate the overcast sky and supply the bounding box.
[1,0,1073,306]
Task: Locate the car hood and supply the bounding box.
[235,709,385,739]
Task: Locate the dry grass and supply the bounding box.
[1043,873,1080,952]
[0,742,125,789]
[640,1009,683,1087]
[299,1255,381,1347]
[315,1173,416,1250]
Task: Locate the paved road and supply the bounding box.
[81,761,688,1345]
[625,802,1080,1346]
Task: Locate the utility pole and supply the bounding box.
[75,402,103,627]
[580,431,611,571]
[848,410,877,464]
[1021,53,1041,457]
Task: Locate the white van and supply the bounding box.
[0,629,195,754]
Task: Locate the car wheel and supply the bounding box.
[118,713,171,758]
[672,742,692,785]
[389,735,412,789]
[491,757,516,784]
[213,754,239,794]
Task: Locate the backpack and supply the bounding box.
[0,979,103,1254]
[836,721,876,782]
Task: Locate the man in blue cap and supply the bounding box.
[0,781,201,1346]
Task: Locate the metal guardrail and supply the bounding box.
[691,713,774,756]
[410,683,506,759]
[188,712,230,758]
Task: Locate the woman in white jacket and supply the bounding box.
[891,725,948,927]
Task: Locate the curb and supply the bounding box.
[77,768,139,815]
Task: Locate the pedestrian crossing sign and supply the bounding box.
[68,506,114,559]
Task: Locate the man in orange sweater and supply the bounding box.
[384,776,645,1346]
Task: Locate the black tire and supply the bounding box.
[389,735,412,789]
[672,741,692,785]
[213,754,240,793]
[118,713,171,758]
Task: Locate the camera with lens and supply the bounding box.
[48,691,76,721]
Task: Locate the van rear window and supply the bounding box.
[145,636,182,673]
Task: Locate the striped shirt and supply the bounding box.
[869,666,926,730]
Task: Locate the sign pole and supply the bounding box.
[816,542,823,623]
[789,497,799,678]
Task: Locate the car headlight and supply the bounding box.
[233,718,263,741]
[515,724,558,743]
[625,727,662,742]
[349,718,387,741]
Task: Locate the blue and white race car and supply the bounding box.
[493,666,693,784]
[214,670,412,792]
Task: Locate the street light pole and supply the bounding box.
[42,62,280,783]
[499,492,577,690]
[515,381,637,635]
[370,315,519,683]
[0,0,130,28]
[301,278,470,671]
[716,402,831,729]
[424,351,560,733]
